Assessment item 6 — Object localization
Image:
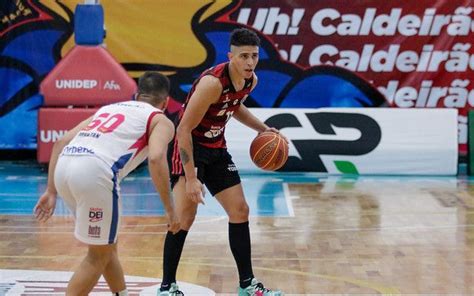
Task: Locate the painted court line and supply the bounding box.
[282,182,295,217]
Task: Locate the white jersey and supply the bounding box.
[62,100,162,180]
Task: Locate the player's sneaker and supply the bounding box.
[158,282,184,296]
[238,278,283,296]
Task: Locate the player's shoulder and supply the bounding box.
[198,74,223,90]
[147,113,174,141]
[151,112,173,129]
[252,72,258,84]
[100,100,139,112]
[160,114,174,129]
[248,72,258,91]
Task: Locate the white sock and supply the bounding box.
[113,289,128,296]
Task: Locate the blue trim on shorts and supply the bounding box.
[109,153,132,244]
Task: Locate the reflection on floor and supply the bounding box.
[0,161,473,295]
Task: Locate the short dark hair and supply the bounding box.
[230,28,260,47]
[137,71,170,104]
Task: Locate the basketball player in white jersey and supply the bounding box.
[34,72,179,296]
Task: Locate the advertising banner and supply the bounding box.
[37,108,97,163]
[227,0,474,153]
[227,108,458,175]
[0,0,470,157]
[40,46,136,106]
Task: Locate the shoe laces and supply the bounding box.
[162,286,184,296]
[254,282,271,293]
[170,288,184,296]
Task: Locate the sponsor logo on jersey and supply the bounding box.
[62,146,95,155]
[89,208,103,222]
[204,126,225,138]
[88,225,101,238]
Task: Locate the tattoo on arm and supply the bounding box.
[180,148,190,165]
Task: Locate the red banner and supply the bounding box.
[226,0,473,153]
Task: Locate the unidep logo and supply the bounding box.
[0,269,215,295]
[55,79,98,89]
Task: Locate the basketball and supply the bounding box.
[249,131,289,171]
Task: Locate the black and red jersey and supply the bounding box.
[170,62,253,174]
[179,62,253,148]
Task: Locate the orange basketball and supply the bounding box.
[249,131,289,171]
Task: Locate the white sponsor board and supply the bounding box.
[226,108,458,175]
[0,269,215,295]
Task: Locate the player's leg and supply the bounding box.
[67,244,115,295]
[160,176,197,295]
[214,184,254,286]
[204,148,254,288]
[103,243,127,295]
[211,150,282,296]
[65,156,127,295]
[54,156,77,217]
[102,173,127,295]
[173,176,199,230]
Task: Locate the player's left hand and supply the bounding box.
[185,177,206,205]
[263,127,289,144]
[166,209,181,234]
[34,191,57,222]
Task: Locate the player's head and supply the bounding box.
[228,28,260,79]
[136,71,170,110]
[230,28,260,47]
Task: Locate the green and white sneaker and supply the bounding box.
[158,282,184,296]
[238,278,283,296]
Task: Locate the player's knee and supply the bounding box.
[180,213,196,229]
[230,202,249,220]
[239,203,250,218]
[178,204,198,229]
[86,244,114,268]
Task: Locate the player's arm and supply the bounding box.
[233,73,267,132]
[176,75,221,203]
[234,74,288,142]
[233,104,269,133]
[147,114,180,233]
[234,105,288,142]
[34,116,93,222]
[234,72,265,131]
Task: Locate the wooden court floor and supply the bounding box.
[0,161,473,295]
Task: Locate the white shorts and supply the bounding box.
[54,155,121,245]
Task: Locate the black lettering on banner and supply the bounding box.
[265,112,381,172]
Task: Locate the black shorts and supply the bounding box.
[170,144,241,196]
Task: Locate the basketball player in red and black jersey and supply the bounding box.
[160,28,285,295]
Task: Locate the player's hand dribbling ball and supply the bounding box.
[249,131,289,171]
